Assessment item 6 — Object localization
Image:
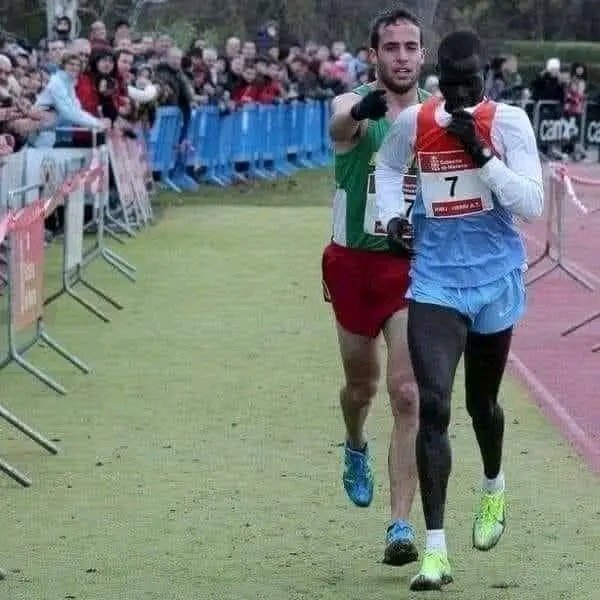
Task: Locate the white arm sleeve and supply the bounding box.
[375,105,419,230]
[480,104,544,220]
[128,83,159,104]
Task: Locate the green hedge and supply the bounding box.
[419,58,600,97]
[517,62,600,95]
[489,40,600,66]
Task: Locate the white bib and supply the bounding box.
[364,170,417,236]
[418,149,493,218]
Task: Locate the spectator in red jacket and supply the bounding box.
[256,57,283,103]
[231,63,261,105]
[76,48,119,121]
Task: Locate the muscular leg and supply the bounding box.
[466,328,512,552]
[407,301,468,591]
[381,310,420,566]
[336,322,380,508]
[407,301,468,530]
[464,328,512,479]
[336,322,380,450]
[382,310,418,523]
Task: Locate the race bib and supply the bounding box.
[418,150,493,218]
[364,169,416,236]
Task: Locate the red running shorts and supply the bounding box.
[321,241,410,338]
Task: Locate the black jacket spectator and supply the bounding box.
[154,62,194,138]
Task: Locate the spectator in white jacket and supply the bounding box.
[30,52,108,147]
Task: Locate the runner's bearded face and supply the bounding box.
[371,21,424,95]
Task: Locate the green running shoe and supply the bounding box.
[473,490,506,551]
[409,550,453,591]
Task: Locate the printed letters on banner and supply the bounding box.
[418,150,493,218]
[10,200,45,330]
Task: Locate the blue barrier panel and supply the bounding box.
[171,112,199,193]
[273,103,297,176]
[195,106,225,186]
[321,100,333,166]
[301,99,324,168]
[231,105,268,180]
[286,101,303,162]
[257,104,278,178]
[150,99,334,191]
[149,107,182,191]
[231,104,254,164]
[217,110,236,184]
[185,109,202,169]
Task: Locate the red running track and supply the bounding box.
[509,161,600,473]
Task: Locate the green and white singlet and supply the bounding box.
[331,85,429,251]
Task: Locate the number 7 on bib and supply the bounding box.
[418,149,493,218]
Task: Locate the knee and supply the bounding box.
[419,387,451,433]
[466,394,501,423]
[387,373,418,420]
[343,378,378,407]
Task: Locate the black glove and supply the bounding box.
[386,217,414,258]
[446,110,493,168]
[350,89,387,121]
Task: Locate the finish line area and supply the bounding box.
[1,168,599,599]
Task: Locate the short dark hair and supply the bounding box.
[60,52,81,68]
[188,47,203,59]
[437,30,484,79]
[369,7,423,50]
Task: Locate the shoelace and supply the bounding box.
[347,450,368,467]
[476,493,501,526]
[388,522,414,540]
[419,550,446,573]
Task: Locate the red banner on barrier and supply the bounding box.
[0,212,10,245]
[42,172,79,217]
[10,200,45,330]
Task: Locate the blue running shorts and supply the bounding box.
[407,267,526,334]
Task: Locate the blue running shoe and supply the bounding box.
[383,519,418,566]
[342,441,373,507]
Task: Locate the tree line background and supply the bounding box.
[2,0,600,83]
[2,0,600,45]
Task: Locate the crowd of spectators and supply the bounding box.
[0,17,594,162]
[0,18,378,158]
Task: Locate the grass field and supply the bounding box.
[0,169,599,600]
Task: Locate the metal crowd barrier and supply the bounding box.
[526,162,600,353]
[143,98,600,193]
[510,99,600,154]
[0,127,149,494]
[147,99,333,192]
